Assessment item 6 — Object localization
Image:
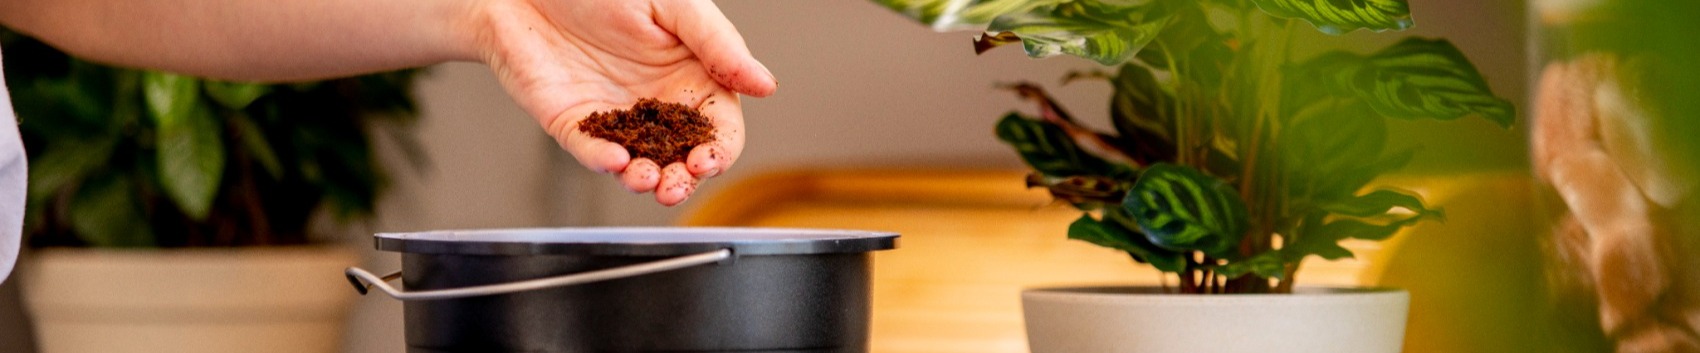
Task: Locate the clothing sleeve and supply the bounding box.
[0,49,25,284]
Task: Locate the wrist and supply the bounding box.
[426,0,492,63]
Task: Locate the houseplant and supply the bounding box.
[3,30,421,353]
[866,0,1514,351]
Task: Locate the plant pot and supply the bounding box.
[22,246,358,353]
[1022,286,1409,353]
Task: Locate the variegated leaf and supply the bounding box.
[1249,0,1413,35]
[1303,38,1516,127]
[1123,163,1246,258]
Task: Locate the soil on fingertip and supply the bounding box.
[577,98,716,166]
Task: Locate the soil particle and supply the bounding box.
[578,98,716,166]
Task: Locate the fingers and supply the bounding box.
[655,0,777,97]
[561,126,632,174]
[619,158,662,192]
[686,91,745,177]
[654,163,698,206]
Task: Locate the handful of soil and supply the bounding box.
[578,98,716,166]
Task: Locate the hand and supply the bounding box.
[467,0,777,206]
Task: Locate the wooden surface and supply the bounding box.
[679,169,1400,353]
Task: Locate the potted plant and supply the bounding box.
[3,30,421,353]
[864,0,1514,351]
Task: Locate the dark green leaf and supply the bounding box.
[26,137,117,203]
[156,107,226,220]
[1304,38,1516,127]
[1068,213,1185,272]
[1123,163,1246,258]
[994,112,1119,177]
[229,114,283,179]
[986,1,1177,66]
[1249,0,1413,35]
[1319,187,1443,220]
[68,175,154,247]
[1285,209,1426,261]
[1107,64,1177,164]
[1213,251,1286,279]
[142,71,200,126]
[204,80,271,110]
[1280,99,1387,198]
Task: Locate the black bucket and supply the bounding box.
[345,227,898,353]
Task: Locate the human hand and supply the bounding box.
[465,0,776,206]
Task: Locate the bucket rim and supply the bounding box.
[374,227,899,256]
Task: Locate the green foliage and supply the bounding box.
[1248,0,1412,35]
[1124,164,1246,259]
[867,0,1514,293]
[6,30,424,248]
[1298,38,1516,127]
[1068,212,1185,272]
[993,112,1122,177]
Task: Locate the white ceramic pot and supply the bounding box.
[1022,286,1409,353]
[22,246,357,353]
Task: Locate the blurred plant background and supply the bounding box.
[2,30,423,248]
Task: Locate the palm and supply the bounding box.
[477,0,774,205]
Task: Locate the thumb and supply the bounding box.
[655,0,777,97]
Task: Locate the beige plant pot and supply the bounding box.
[22,246,358,353]
[1022,286,1409,353]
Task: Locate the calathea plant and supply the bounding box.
[868,0,1514,293]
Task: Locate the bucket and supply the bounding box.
[345,227,899,353]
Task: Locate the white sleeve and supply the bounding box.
[0,48,23,284]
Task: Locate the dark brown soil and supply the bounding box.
[578,98,716,166]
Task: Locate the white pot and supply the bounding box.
[1022,286,1409,353]
[22,246,358,353]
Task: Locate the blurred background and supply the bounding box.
[11,0,1688,352]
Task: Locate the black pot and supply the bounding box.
[345,228,898,353]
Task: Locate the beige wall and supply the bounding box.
[341,1,1528,351]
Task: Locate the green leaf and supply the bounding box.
[1213,251,1286,279]
[1304,38,1516,127]
[1249,0,1413,35]
[1068,213,1185,272]
[142,71,200,126]
[68,174,154,247]
[1107,64,1178,164]
[986,1,1177,66]
[994,112,1119,177]
[1319,187,1443,220]
[1123,163,1246,258]
[204,81,271,110]
[1280,99,1389,199]
[26,137,118,204]
[1285,209,1426,261]
[866,0,1060,30]
[156,107,226,220]
[229,114,283,178]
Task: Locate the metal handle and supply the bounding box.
[345,249,732,301]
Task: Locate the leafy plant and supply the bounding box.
[869,0,1513,293]
[4,30,423,248]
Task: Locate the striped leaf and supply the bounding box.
[1249,0,1413,35]
[1123,163,1246,258]
[1302,38,1516,127]
[995,113,1123,177]
[986,1,1177,66]
[1068,213,1186,272]
[866,0,1060,30]
[1319,187,1443,220]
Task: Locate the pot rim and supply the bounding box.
[1022,285,1408,303]
[374,227,898,256]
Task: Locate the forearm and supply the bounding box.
[0,0,481,82]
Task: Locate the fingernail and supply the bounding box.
[757,62,777,87]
